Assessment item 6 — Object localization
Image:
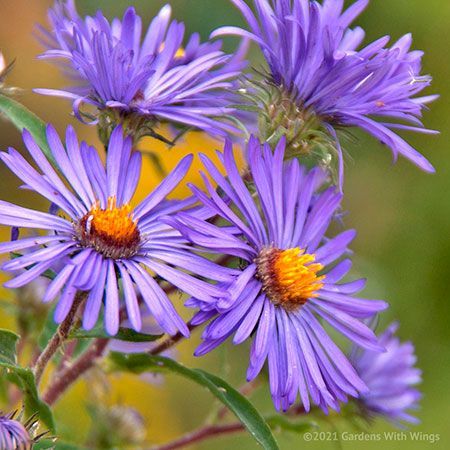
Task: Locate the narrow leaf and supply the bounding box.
[34,440,88,450]
[109,353,279,450]
[0,93,55,164]
[265,415,317,434]
[0,330,55,431]
[71,327,163,343]
[0,328,19,365]
[6,367,55,431]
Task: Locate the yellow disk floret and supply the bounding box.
[256,247,325,311]
[77,196,141,259]
[90,197,137,243]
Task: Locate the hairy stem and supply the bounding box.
[42,337,109,405]
[32,292,85,386]
[56,339,77,373]
[149,422,244,450]
[42,317,196,405]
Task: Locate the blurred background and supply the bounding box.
[0,0,448,448]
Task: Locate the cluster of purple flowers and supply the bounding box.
[214,0,437,183]
[36,1,247,136]
[0,0,433,428]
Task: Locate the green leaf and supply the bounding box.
[0,367,9,402]
[265,415,317,434]
[109,353,279,450]
[41,269,57,281]
[0,328,19,364]
[32,440,55,450]
[53,444,89,450]
[34,440,88,450]
[6,367,55,432]
[71,326,163,343]
[0,94,55,164]
[0,330,55,431]
[0,331,18,404]
[33,441,55,450]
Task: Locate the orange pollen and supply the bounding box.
[255,247,325,311]
[77,197,141,259]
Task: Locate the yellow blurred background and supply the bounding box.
[0,0,449,449]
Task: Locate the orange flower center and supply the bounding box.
[77,196,141,259]
[255,247,325,311]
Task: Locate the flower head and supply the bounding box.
[86,404,146,448]
[0,125,232,336]
[168,137,388,412]
[351,322,422,426]
[214,0,437,183]
[0,413,32,450]
[36,1,247,138]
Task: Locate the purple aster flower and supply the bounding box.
[0,413,31,450]
[0,125,233,336]
[167,136,388,412]
[351,322,422,426]
[213,0,437,184]
[35,1,247,137]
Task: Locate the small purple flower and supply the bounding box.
[168,136,388,412]
[36,1,247,136]
[0,413,31,450]
[214,0,437,182]
[351,322,422,426]
[0,125,232,336]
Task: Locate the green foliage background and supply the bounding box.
[0,0,448,448]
